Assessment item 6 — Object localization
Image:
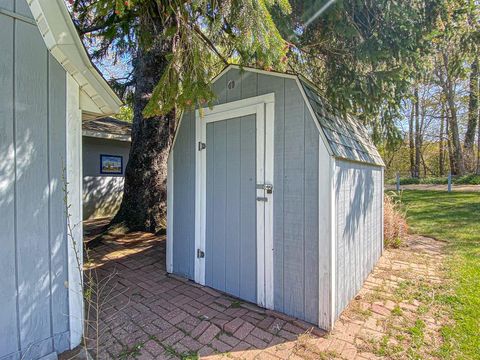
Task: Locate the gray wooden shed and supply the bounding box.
[167,65,384,330]
[0,0,121,359]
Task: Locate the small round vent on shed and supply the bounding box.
[227,80,235,89]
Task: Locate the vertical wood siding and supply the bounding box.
[205,116,257,303]
[334,160,383,318]
[0,7,69,359]
[172,111,196,279]
[172,69,320,325]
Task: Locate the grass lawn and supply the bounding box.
[398,190,480,359]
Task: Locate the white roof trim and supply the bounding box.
[27,0,122,116]
[82,130,131,142]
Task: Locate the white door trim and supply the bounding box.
[195,93,275,309]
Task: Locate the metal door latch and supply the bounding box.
[256,197,268,202]
[198,142,206,151]
[197,249,205,258]
[256,183,274,194]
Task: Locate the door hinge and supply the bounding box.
[198,142,206,151]
[197,249,205,258]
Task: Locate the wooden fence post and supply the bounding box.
[396,172,400,192]
[448,172,452,193]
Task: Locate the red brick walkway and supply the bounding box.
[83,220,328,359]
[82,219,448,360]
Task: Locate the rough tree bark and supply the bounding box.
[442,52,465,175]
[477,117,480,174]
[464,58,479,172]
[446,114,455,174]
[439,106,445,176]
[409,99,415,178]
[111,14,175,233]
[414,87,421,178]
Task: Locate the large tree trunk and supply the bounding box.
[465,58,479,172]
[111,14,175,233]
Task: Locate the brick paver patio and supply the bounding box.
[80,219,447,360]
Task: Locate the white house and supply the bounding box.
[0,0,121,359]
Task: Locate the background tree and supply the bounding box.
[464,57,479,171]
[282,0,479,180]
[72,0,291,232]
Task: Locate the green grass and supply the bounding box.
[399,190,480,359]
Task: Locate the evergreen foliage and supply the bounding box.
[72,0,292,116]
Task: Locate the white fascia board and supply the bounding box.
[28,0,122,117]
[82,130,131,142]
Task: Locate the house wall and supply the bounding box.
[170,69,321,325]
[334,160,383,318]
[82,136,130,219]
[0,3,71,358]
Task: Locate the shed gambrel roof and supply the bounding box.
[210,65,384,167]
[300,79,385,167]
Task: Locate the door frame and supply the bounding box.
[195,93,275,309]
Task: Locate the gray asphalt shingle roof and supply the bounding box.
[300,79,385,167]
[82,117,131,138]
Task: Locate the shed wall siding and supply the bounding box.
[172,111,196,279]
[82,136,130,219]
[173,69,320,324]
[0,9,70,360]
[334,160,383,318]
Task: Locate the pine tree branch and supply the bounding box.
[192,24,228,65]
[77,13,118,35]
